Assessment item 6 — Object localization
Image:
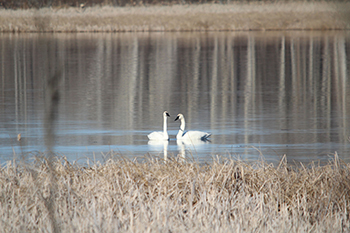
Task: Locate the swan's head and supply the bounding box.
[174,113,184,121]
[163,111,170,118]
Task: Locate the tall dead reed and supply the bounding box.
[0,154,349,232]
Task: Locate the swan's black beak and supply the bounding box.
[174,115,180,121]
[166,112,170,117]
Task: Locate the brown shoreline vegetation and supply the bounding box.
[0,154,349,232]
[0,2,349,32]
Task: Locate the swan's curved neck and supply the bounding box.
[179,117,185,132]
[176,117,186,139]
[163,115,168,138]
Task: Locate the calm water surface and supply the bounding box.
[1,31,350,164]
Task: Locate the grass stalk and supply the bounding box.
[0,153,349,232]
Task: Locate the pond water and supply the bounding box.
[1,31,350,165]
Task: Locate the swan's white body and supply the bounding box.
[147,111,170,140]
[174,113,211,141]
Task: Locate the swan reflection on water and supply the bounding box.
[147,139,210,162]
[177,139,210,161]
[147,140,169,161]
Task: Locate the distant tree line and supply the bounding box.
[0,0,209,8]
[0,0,346,9]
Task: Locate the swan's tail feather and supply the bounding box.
[201,133,211,141]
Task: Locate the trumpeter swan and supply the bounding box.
[147,111,170,140]
[174,113,211,141]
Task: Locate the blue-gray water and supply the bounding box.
[1,31,350,164]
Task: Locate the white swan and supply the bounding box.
[147,111,170,140]
[174,113,211,141]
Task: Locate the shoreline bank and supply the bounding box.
[0,2,349,32]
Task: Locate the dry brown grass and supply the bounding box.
[0,2,349,32]
[0,153,349,232]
